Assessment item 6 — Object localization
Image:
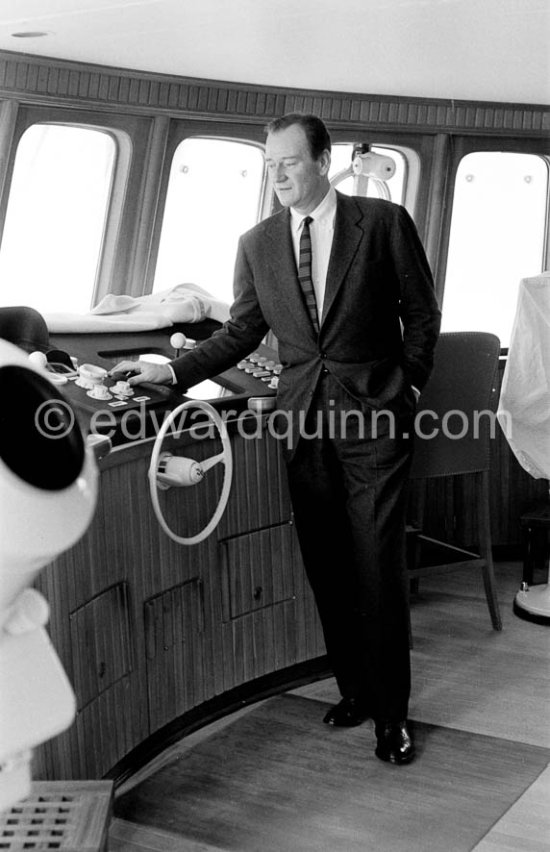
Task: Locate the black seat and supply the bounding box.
[407,331,503,632]
[0,306,49,353]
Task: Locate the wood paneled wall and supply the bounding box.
[0,50,548,136]
[33,417,325,782]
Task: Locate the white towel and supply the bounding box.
[497,272,550,480]
[45,283,230,333]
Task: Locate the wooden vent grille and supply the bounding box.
[0,782,112,851]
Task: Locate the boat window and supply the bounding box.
[0,124,116,313]
[442,152,549,347]
[330,143,406,204]
[153,137,265,306]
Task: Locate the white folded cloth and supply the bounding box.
[44,283,230,332]
[497,272,550,480]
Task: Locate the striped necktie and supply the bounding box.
[297,216,320,333]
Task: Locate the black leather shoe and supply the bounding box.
[374,720,415,764]
[323,697,371,727]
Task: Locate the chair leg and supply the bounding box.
[481,556,503,631]
[406,527,421,595]
[521,522,536,586]
[478,472,502,631]
[406,483,427,648]
[406,482,425,597]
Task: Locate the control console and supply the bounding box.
[235,350,282,391]
[28,340,281,446]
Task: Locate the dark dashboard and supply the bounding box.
[47,321,279,446]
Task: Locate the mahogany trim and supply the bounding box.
[0,49,548,136]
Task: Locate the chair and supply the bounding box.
[0,305,49,352]
[407,331,502,631]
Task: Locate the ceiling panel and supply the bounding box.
[0,0,548,104]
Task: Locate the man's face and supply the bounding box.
[265,124,330,215]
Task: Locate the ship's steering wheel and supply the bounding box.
[148,400,233,545]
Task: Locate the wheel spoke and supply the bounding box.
[200,451,226,472]
[148,399,233,545]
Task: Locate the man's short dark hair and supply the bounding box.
[265,113,331,160]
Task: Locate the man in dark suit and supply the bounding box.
[113,113,441,764]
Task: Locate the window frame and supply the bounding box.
[437,135,550,311]
[150,131,268,301]
[328,130,436,235]
[145,119,269,295]
[0,104,153,308]
[329,140,418,208]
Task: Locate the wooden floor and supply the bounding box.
[110,561,550,851]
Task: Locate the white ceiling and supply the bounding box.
[0,0,548,105]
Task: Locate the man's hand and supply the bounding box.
[109,359,173,386]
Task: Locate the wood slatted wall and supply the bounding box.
[33,420,325,782]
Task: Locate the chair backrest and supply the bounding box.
[0,306,49,353]
[409,331,501,479]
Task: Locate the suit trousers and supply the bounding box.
[286,371,413,722]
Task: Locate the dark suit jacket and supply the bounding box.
[172,192,441,450]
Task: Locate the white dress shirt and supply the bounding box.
[289,186,337,322]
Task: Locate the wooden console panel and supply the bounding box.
[33,412,325,782]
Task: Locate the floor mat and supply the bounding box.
[115,694,550,852]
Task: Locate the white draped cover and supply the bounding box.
[497,272,550,480]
